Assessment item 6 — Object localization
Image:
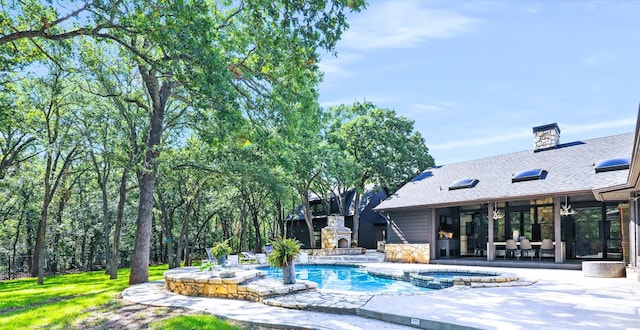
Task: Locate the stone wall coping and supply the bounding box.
[164,267,263,283]
[164,267,316,302]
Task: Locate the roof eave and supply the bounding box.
[375,190,598,212]
[628,106,640,189]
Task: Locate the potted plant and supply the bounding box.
[199,260,216,277]
[267,237,301,284]
[211,240,232,267]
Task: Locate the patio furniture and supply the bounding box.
[227,254,239,266]
[240,251,258,263]
[539,238,555,260]
[255,253,267,265]
[505,239,519,259]
[205,247,216,263]
[295,251,309,263]
[519,239,535,261]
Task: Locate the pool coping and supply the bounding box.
[163,262,535,312]
[301,262,527,290]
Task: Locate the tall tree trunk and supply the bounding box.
[240,201,249,252]
[250,200,263,253]
[351,178,367,246]
[50,195,67,273]
[33,154,53,284]
[87,228,99,270]
[159,192,183,269]
[109,163,131,279]
[100,183,110,273]
[12,200,26,279]
[130,170,156,284]
[176,197,195,268]
[299,190,316,249]
[129,68,171,285]
[352,191,361,245]
[26,221,33,275]
[90,150,112,273]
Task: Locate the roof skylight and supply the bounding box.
[411,171,433,182]
[448,178,478,190]
[512,169,546,183]
[595,158,630,173]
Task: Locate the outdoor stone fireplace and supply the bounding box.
[321,215,352,249]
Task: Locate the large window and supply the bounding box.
[563,202,627,260]
[459,205,488,256]
[572,206,602,258]
[493,200,554,242]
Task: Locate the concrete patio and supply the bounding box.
[123,258,640,330]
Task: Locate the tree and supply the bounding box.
[326,101,435,243]
[3,0,367,284]
[77,41,147,279]
[0,91,37,180]
[26,69,80,284]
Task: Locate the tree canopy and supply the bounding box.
[0,0,438,283]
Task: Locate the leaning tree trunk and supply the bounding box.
[110,162,131,279]
[129,69,171,285]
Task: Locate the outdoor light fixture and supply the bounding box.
[492,202,504,220]
[560,196,577,216]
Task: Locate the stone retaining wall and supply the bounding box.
[164,267,316,302]
[312,248,366,256]
[385,243,430,263]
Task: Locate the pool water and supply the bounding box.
[261,265,432,294]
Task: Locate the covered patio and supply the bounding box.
[376,121,639,272]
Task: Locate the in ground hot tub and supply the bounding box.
[408,269,518,289]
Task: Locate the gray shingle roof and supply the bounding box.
[376,132,634,211]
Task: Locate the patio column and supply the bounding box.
[430,208,437,261]
[630,194,639,276]
[487,202,495,261]
[553,197,563,263]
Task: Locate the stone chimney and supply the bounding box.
[321,215,352,249]
[533,123,560,152]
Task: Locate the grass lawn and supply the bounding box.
[0,265,240,329]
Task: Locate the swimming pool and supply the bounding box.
[260,264,433,294]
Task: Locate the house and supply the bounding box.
[375,115,639,274]
[287,187,388,249]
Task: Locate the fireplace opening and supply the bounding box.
[338,238,349,248]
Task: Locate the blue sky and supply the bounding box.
[317,1,640,165]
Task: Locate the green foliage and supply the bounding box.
[267,237,301,268]
[0,0,381,283]
[0,265,167,329]
[326,101,435,192]
[211,240,232,259]
[149,314,240,330]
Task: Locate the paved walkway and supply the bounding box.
[123,263,640,330]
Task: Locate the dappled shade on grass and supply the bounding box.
[0,265,168,329]
[149,315,240,330]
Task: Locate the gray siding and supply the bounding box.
[387,209,431,243]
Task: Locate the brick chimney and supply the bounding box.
[533,123,560,152]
